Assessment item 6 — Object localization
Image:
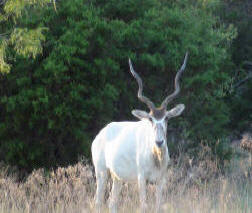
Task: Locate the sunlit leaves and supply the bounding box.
[10,27,47,58]
[0,0,51,74]
[3,0,50,20]
[0,40,11,73]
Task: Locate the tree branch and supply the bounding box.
[233,71,252,89]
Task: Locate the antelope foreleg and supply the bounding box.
[109,177,122,213]
[95,171,108,213]
[155,178,166,213]
[138,175,147,213]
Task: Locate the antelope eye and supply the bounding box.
[148,117,154,123]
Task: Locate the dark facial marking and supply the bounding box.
[149,108,166,120]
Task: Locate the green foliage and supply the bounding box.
[219,0,252,133]
[228,78,252,132]
[0,0,239,170]
[3,0,50,19]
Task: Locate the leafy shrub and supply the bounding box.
[0,0,236,170]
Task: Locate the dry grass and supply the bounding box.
[241,133,252,152]
[0,145,251,213]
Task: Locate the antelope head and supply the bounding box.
[129,53,188,148]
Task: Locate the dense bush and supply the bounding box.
[0,0,238,170]
[220,0,252,133]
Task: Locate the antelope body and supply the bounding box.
[92,53,188,213]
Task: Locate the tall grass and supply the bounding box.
[0,144,251,213]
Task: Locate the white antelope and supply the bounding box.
[92,53,188,213]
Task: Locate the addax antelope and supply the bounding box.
[92,53,188,213]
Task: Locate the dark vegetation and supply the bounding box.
[0,0,251,172]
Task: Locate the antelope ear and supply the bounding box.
[132,110,150,120]
[166,104,185,118]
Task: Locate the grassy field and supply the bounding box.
[0,143,251,213]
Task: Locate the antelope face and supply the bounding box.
[132,104,185,148]
[151,117,167,148]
